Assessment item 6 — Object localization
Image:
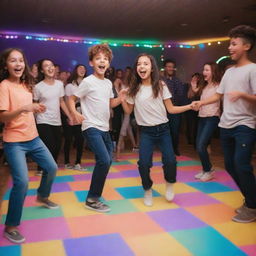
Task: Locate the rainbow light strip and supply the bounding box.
[0,31,228,49]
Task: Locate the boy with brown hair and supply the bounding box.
[69,44,124,212]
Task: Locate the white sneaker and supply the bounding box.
[200,171,215,182]
[64,163,73,169]
[73,163,88,171]
[165,182,175,201]
[144,189,153,206]
[195,171,204,179]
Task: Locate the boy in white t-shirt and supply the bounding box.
[68,44,124,212]
[192,25,256,223]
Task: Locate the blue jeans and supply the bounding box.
[196,116,219,172]
[3,137,57,226]
[83,128,113,199]
[138,122,177,190]
[167,113,181,154]
[220,126,256,208]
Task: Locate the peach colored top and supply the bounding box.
[0,79,38,142]
[199,83,221,117]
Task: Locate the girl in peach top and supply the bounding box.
[194,62,222,181]
[0,48,58,244]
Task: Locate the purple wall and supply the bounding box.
[0,38,163,74]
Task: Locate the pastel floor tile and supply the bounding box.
[213,221,256,246]
[113,164,138,171]
[177,165,202,171]
[129,197,179,212]
[121,170,140,178]
[28,181,40,189]
[116,186,161,199]
[239,245,256,256]
[148,208,207,231]
[22,240,66,256]
[177,170,201,182]
[64,233,134,256]
[107,177,141,188]
[186,181,235,193]
[171,226,247,256]
[153,183,197,195]
[209,191,244,208]
[68,180,91,191]
[185,203,235,225]
[173,191,220,207]
[177,160,201,166]
[106,199,138,215]
[74,190,88,202]
[112,161,133,165]
[54,176,75,183]
[67,212,164,238]
[101,185,124,200]
[72,174,92,181]
[61,201,100,217]
[51,182,71,193]
[106,172,125,179]
[217,180,239,190]
[0,245,21,256]
[125,233,192,256]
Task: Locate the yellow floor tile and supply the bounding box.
[129,197,179,212]
[213,221,256,246]
[22,240,66,256]
[209,191,243,209]
[125,233,192,256]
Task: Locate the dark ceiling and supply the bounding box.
[1,0,256,42]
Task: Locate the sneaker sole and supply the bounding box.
[232,216,256,223]
[4,232,25,244]
[85,204,110,213]
[36,201,59,210]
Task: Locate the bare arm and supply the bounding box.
[191,93,223,110]
[110,88,127,108]
[228,91,256,104]
[121,100,134,114]
[164,98,191,114]
[0,103,46,122]
[67,95,85,124]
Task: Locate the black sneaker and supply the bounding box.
[37,196,59,209]
[4,230,25,243]
[85,200,110,213]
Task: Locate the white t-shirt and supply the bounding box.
[217,63,256,129]
[127,84,171,126]
[74,74,114,131]
[33,80,65,126]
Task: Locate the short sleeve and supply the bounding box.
[74,79,89,98]
[59,82,65,97]
[216,72,227,95]
[0,82,9,111]
[162,85,172,99]
[249,68,256,94]
[65,83,74,96]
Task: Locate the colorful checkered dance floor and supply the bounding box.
[0,152,256,256]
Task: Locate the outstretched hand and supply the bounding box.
[23,103,46,113]
[191,101,202,111]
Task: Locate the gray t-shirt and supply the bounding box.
[217,63,256,129]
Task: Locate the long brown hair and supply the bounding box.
[128,53,162,98]
[0,48,33,91]
[204,62,222,85]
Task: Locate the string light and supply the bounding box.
[0,32,226,49]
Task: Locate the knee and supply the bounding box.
[13,178,29,192]
[98,157,111,169]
